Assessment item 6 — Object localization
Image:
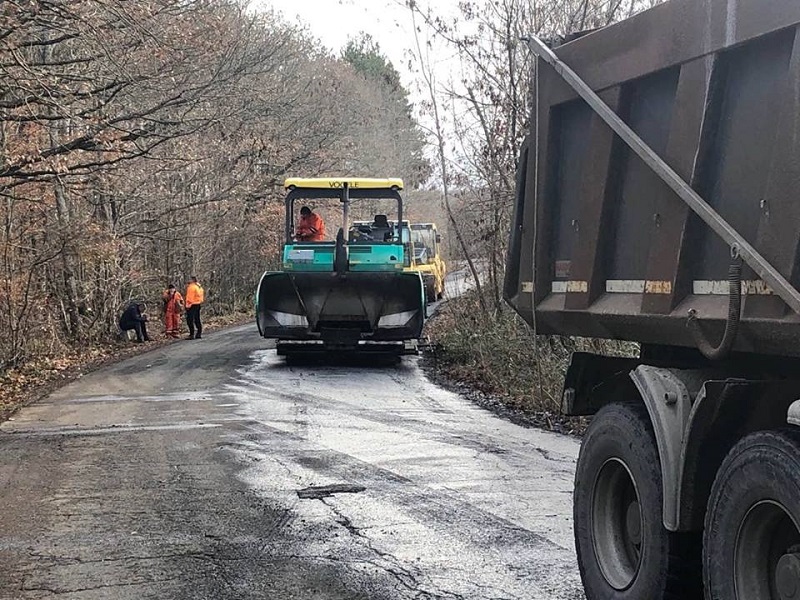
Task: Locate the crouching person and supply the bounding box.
[119,301,150,343]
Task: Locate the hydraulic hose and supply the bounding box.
[687,253,743,361]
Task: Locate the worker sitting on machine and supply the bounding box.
[295,206,326,242]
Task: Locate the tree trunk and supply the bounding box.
[53,177,81,340]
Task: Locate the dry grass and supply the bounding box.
[426,291,638,418]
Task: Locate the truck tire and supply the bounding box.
[703,430,800,600]
[574,403,702,600]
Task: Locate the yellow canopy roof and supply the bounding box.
[284,177,404,190]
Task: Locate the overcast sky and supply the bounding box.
[252,0,475,175]
[252,0,460,91]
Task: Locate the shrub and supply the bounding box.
[426,290,638,416]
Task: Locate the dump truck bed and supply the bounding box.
[505,0,800,358]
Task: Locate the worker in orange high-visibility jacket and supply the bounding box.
[162,283,184,338]
[184,276,204,340]
[295,206,326,242]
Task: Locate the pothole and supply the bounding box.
[296,483,367,500]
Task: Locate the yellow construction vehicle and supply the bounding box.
[408,223,446,302]
[256,178,426,357]
[349,219,446,303]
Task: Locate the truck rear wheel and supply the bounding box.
[704,430,800,600]
[574,403,702,599]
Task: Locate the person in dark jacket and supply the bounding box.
[119,301,150,342]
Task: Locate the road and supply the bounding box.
[0,323,584,600]
[440,261,483,302]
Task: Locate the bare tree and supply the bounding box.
[407,1,488,316]
[0,1,432,370]
[405,0,667,310]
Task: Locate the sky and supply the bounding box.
[251,0,479,181]
[252,0,461,93]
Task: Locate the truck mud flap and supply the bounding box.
[256,271,425,343]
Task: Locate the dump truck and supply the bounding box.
[505,1,800,598]
[256,178,426,357]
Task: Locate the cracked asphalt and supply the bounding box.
[0,323,585,599]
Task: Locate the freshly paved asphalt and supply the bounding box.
[0,322,584,599]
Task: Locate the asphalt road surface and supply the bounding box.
[0,323,584,600]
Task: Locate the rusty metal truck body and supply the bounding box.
[505,1,800,598]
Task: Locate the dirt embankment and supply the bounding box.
[422,290,637,437]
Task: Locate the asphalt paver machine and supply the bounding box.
[256,177,426,357]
